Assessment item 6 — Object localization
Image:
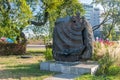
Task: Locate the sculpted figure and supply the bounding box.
[53,12,94,62]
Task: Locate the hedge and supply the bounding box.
[0,43,26,55]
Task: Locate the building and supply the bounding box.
[82,3,101,38]
[80,0,120,40]
[82,4,100,27]
[82,4,94,26]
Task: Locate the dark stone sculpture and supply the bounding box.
[53,12,94,62]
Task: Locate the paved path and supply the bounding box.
[44,74,79,80]
[27,44,45,48]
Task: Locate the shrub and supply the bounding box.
[96,50,115,75]
[0,43,26,55]
[107,65,120,76]
[93,41,119,61]
[44,47,53,61]
[75,74,112,80]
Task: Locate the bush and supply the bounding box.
[76,74,111,80]
[107,66,120,76]
[44,47,53,61]
[0,43,26,55]
[93,41,119,61]
[76,41,120,80]
[96,50,115,75]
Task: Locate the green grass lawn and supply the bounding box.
[0,49,55,80]
[75,74,120,80]
[26,48,46,53]
[0,48,120,80]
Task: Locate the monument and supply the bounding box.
[52,12,94,62]
[40,12,99,75]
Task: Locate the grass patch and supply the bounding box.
[0,44,120,80]
[26,48,46,53]
[75,74,120,80]
[26,48,46,57]
[75,65,120,80]
[0,53,55,80]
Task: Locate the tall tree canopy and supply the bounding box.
[0,0,84,40]
[28,0,84,40]
[30,0,84,26]
[0,0,32,39]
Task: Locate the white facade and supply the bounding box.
[92,8,100,27]
[82,4,100,27]
[83,4,93,26]
[82,3,101,37]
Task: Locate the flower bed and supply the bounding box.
[0,43,26,55]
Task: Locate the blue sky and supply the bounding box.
[79,0,93,4]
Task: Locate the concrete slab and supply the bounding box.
[40,61,99,75]
[44,73,79,80]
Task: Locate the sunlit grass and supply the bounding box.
[26,48,46,52]
[0,49,55,80]
[0,44,120,80]
[75,74,120,80]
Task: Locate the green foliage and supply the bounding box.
[92,42,103,61]
[96,50,115,75]
[102,24,119,40]
[93,0,120,24]
[93,0,120,39]
[42,0,84,21]
[75,73,120,80]
[76,65,120,80]
[107,66,120,76]
[29,0,84,40]
[92,52,98,61]
[44,48,53,61]
[0,0,32,40]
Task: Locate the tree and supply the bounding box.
[0,0,32,42]
[28,0,84,41]
[29,0,84,26]
[92,0,120,39]
[102,24,119,40]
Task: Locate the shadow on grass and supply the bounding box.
[27,51,45,54]
[0,63,55,79]
[26,50,45,56]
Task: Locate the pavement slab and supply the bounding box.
[44,73,79,80]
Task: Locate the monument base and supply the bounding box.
[40,61,99,75]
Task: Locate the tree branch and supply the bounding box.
[104,24,114,39]
[104,18,117,39]
[6,0,11,12]
[30,10,49,26]
[92,11,110,31]
[0,0,11,13]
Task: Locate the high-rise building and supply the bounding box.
[82,4,100,27]
[82,4,93,26]
[80,0,120,39]
[82,3,101,37]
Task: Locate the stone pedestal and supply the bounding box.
[40,61,99,75]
